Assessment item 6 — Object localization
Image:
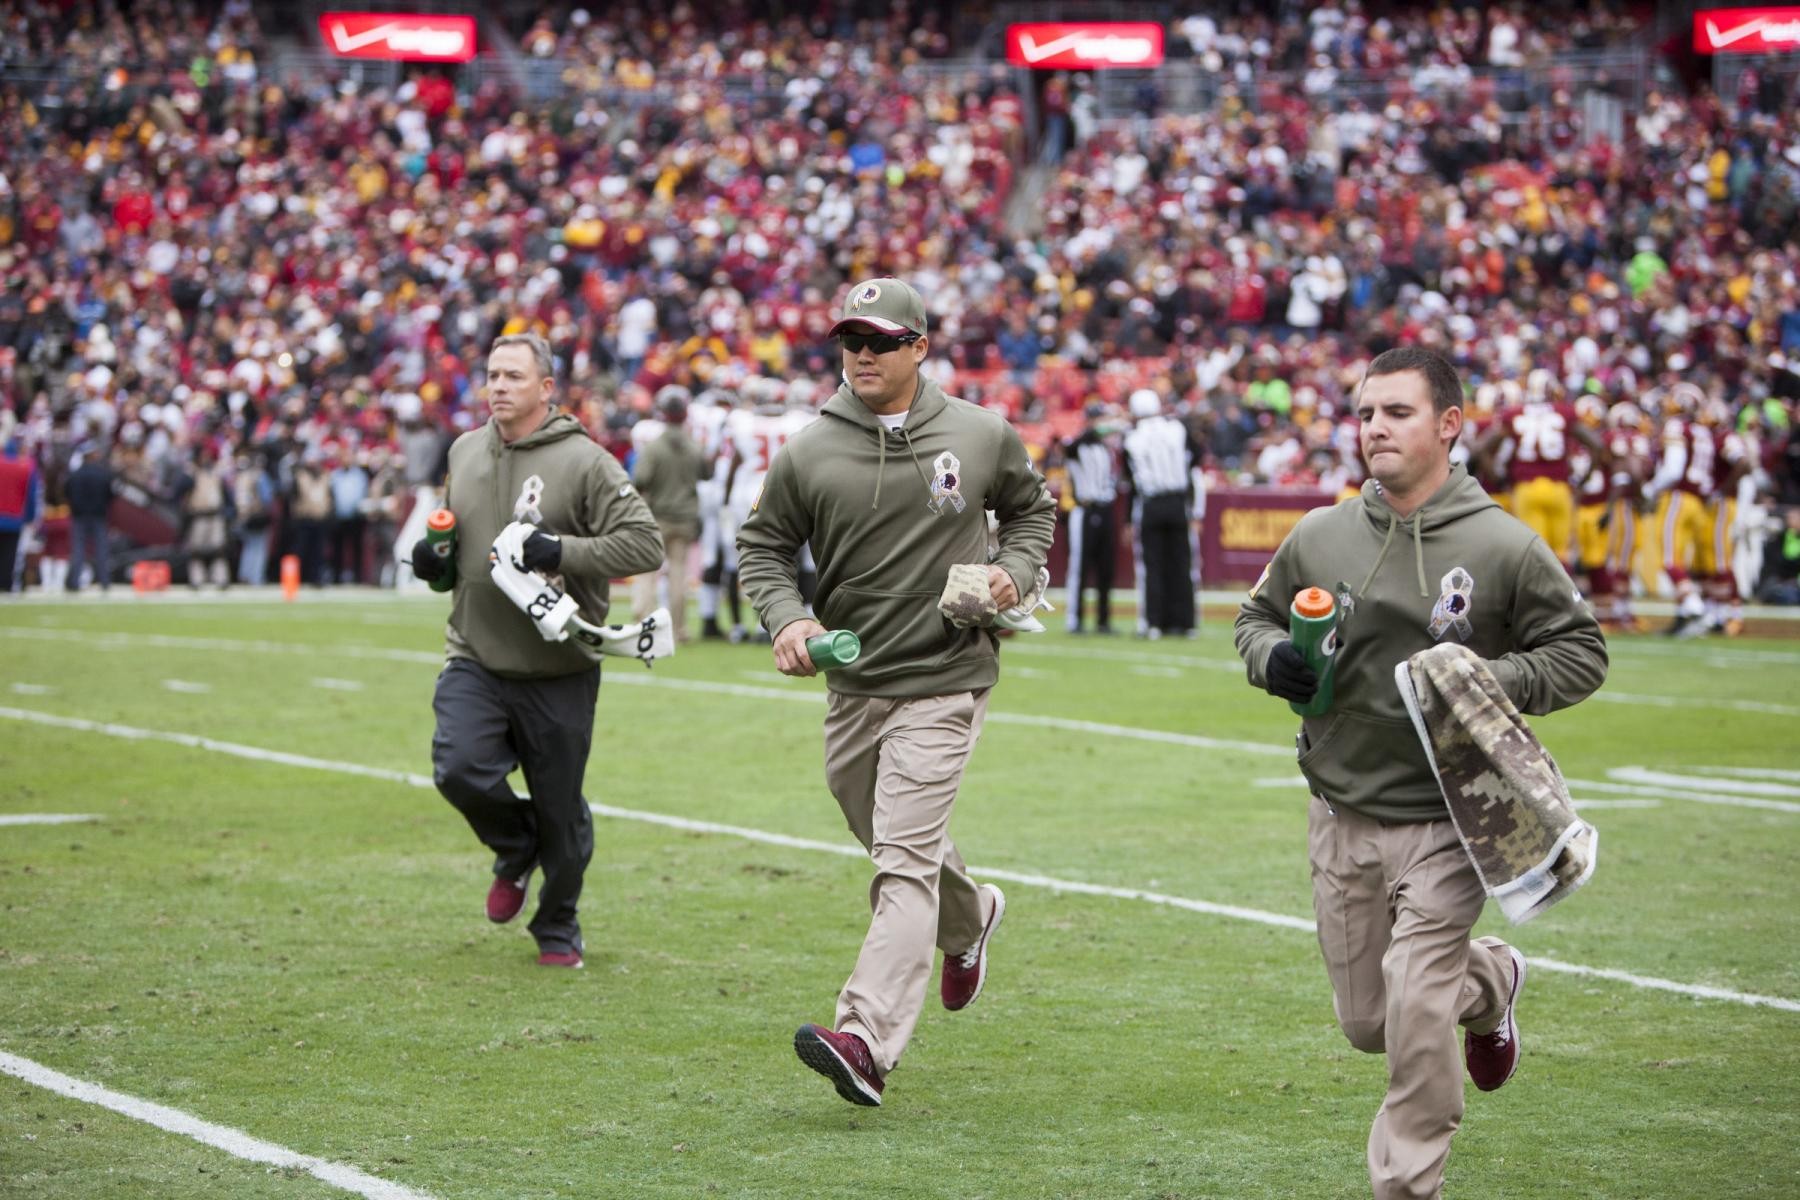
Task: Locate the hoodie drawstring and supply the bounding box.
[898,427,936,509]
[1411,513,1428,597]
[1357,509,1431,598]
[1358,511,1396,597]
[872,430,887,510]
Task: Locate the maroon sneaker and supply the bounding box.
[537,949,584,969]
[794,1024,883,1106]
[1465,947,1527,1091]
[941,883,1006,1012]
[486,873,528,924]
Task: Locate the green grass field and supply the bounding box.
[2,593,1797,1199]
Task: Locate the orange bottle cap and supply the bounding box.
[427,509,456,532]
[1294,587,1335,618]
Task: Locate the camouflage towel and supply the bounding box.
[1394,643,1598,925]
[938,563,999,627]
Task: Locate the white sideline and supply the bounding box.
[0,813,98,826]
[1,705,1796,1014]
[0,1050,436,1200]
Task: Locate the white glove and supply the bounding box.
[992,566,1054,633]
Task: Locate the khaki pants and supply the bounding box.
[1307,796,1514,1200]
[631,523,693,642]
[822,689,991,1075]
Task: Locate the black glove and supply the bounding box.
[521,527,562,572]
[410,537,446,584]
[1264,641,1320,704]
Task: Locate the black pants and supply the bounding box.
[293,518,328,585]
[1064,503,1116,631]
[0,529,19,591]
[330,514,366,584]
[69,516,111,589]
[1136,492,1195,634]
[431,658,600,955]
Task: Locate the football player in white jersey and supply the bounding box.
[783,378,824,608]
[692,387,742,641]
[719,378,795,640]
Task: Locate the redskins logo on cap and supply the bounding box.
[848,283,882,311]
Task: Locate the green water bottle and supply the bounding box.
[1288,586,1338,717]
[805,629,861,670]
[424,508,457,593]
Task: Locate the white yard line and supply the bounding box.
[0,1051,437,1200]
[311,678,367,692]
[1606,643,1800,666]
[0,813,98,826]
[159,680,212,694]
[8,626,1792,800]
[1,629,1291,759]
[9,682,53,695]
[1605,768,1800,798]
[1597,692,1800,718]
[1703,766,1800,782]
[1005,640,1245,672]
[0,704,1793,1014]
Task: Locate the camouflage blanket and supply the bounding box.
[1394,643,1598,925]
[939,564,1055,632]
[938,564,999,627]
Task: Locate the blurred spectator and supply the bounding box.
[176,443,231,588]
[0,421,42,591]
[64,439,116,591]
[1757,508,1800,606]
[330,450,371,585]
[289,458,332,586]
[232,449,275,585]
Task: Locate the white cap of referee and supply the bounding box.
[1129,388,1162,419]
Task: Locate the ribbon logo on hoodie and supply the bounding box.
[1428,566,1475,641]
[930,450,967,515]
[513,475,545,524]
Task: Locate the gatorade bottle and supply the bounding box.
[805,629,861,671]
[424,509,457,593]
[1288,586,1339,717]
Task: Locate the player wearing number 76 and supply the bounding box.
[411,333,663,969]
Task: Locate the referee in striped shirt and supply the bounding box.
[1123,389,1206,639]
[1062,402,1120,634]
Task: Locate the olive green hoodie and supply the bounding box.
[632,424,703,537]
[1234,465,1607,822]
[443,411,664,678]
[737,376,1057,698]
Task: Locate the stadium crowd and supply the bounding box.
[0,1,1797,613]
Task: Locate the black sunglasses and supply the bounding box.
[837,332,920,355]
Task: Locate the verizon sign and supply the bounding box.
[1006,22,1165,70]
[321,12,478,62]
[1693,6,1800,54]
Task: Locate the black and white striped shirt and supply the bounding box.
[1063,429,1117,506]
[1123,415,1202,499]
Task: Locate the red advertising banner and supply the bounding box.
[1005,23,1165,70]
[320,12,478,62]
[1044,489,1333,593]
[1693,7,1800,54]
[1202,489,1335,586]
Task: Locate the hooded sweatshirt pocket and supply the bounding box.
[1296,709,1434,808]
[822,584,961,678]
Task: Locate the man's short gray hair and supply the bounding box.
[489,332,555,381]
